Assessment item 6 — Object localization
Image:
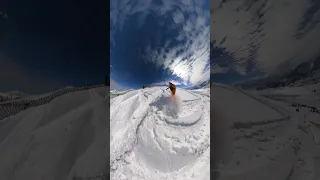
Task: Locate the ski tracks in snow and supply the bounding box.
[110,87,210,180]
[212,84,320,180]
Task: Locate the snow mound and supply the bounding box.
[0,87,109,180]
[110,87,210,180]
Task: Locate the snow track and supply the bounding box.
[212,84,320,180]
[3,82,319,179]
[110,87,210,180]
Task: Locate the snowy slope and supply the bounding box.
[110,89,135,99]
[110,87,210,180]
[8,86,76,102]
[1,81,319,180]
[0,87,109,180]
[111,83,320,180]
[0,85,105,121]
[212,83,320,180]
[0,91,25,102]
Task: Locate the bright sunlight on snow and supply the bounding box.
[110,86,210,180]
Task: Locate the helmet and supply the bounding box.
[169,82,173,85]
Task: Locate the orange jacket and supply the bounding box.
[167,83,176,95]
[167,82,176,90]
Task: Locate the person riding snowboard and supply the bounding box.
[166,82,176,96]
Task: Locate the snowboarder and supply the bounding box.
[166,82,176,96]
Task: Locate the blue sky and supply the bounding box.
[0,0,108,94]
[110,0,210,90]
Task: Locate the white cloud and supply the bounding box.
[150,80,184,86]
[211,64,228,74]
[172,10,185,24]
[211,0,320,76]
[111,0,210,86]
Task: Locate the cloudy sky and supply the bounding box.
[211,0,320,83]
[110,0,210,90]
[0,0,108,94]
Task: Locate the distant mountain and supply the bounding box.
[110,89,134,95]
[234,56,320,90]
[0,90,26,102]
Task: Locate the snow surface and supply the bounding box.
[0,87,75,104]
[1,82,319,180]
[0,87,109,180]
[110,89,136,99]
[212,83,320,180]
[110,87,210,180]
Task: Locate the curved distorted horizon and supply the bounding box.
[110,0,210,90]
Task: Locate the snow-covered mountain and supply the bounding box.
[0,90,25,102]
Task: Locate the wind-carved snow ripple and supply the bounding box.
[150,95,202,126]
[111,88,210,179]
[133,93,209,173]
